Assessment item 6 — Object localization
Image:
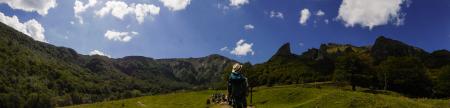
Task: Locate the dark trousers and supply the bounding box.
[232,96,247,108]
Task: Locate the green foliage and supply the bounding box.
[434,65,450,97]
[371,36,428,64]
[334,52,372,91]
[378,57,433,97]
[24,93,52,108]
[250,58,318,86]
[0,22,237,107]
[223,41,447,98]
[426,50,450,69]
[0,93,24,108]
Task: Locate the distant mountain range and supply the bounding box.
[268,35,445,67]
[245,34,449,98]
[0,21,449,108]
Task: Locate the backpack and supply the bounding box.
[228,72,248,97]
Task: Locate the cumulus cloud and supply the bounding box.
[244,24,254,30]
[299,8,310,25]
[229,0,249,7]
[104,30,138,42]
[159,0,191,11]
[337,0,407,29]
[324,19,329,24]
[231,39,254,56]
[96,1,160,24]
[220,46,229,52]
[0,12,46,42]
[96,1,132,19]
[74,0,97,24]
[316,10,325,16]
[270,11,284,19]
[89,50,111,57]
[0,0,57,16]
[134,4,160,23]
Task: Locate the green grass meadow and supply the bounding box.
[64,85,450,108]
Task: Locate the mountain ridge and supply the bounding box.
[246,36,449,98]
[1,21,449,108]
[0,22,239,107]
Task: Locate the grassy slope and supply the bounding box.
[65,85,449,108]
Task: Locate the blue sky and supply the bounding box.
[0,0,449,64]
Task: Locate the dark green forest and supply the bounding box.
[0,21,449,108]
[233,37,450,99]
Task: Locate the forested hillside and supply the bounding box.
[0,22,237,107]
[240,36,450,98]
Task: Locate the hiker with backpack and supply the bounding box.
[228,63,249,108]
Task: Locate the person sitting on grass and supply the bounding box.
[228,63,248,108]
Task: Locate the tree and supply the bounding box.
[434,65,450,97]
[0,93,24,108]
[25,93,53,108]
[378,57,432,97]
[334,52,366,91]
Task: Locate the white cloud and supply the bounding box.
[270,11,284,19]
[316,10,325,16]
[0,0,57,16]
[299,8,310,25]
[131,31,138,35]
[337,0,407,29]
[231,39,254,56]
[159,0,191,11]
[96,1,132,19]
[324,19,329,24]
[220,46,229,51]
[0,12,46,42]
[244,24,254,30]
[104,30,138,42]
[217,3,230,11]
[134,4,160,24]
[74,0,97,24]
[230,0,249,7]
[96,1,160,24]
[89,50,111,57]
[299,43,304,46]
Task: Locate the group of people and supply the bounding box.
[206,93,227,105]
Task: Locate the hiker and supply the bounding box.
[228,63,249,108]
[206,96,211,105]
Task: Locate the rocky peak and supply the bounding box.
[371,36,428,63]
[274,43,292,56]
[268,43,298,62]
